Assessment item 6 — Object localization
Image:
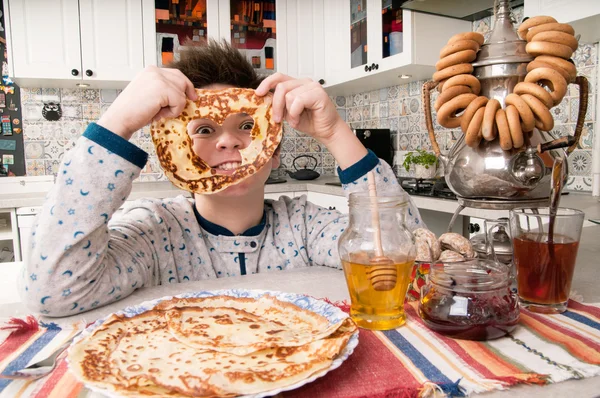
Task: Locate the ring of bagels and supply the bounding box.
[431,16,578,150]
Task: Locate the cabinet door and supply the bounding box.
[79,0,145,82]
[306,192,349,213]
[279,0,325,83]
[6,0,82,80]
[218,0,279,76]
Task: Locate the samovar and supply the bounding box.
[423,0,588,211]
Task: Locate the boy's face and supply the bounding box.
[187,84,280,197]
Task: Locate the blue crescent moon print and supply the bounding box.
[71,302,78,310]
[179,243,186,250]
[234,240,240,246]
[80,189,89,196]
[115,265,121,274]
[100,213,109,223]
[294,250,299,257]
[64,160,72,166]
[108,287,115,295]
[168,277,176,282]
[50,205,55,215]
[41,296,51,304]
[165,245,170,252]
[87,146,94,155]
[62,270,73,277]
[114,169,124,177]
[40,254,48,260]
[83,240,91,249]
[74,231,84,238]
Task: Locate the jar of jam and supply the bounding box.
[418,259,519,340]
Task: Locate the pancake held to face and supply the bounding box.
[68,295,357,397]
[150,88,283,194]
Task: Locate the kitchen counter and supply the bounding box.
[1,176,599,223]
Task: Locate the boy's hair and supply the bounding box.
[169,39,264,89]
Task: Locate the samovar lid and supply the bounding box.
[472,0,533,67]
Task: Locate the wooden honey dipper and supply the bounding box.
[365,171,397,291]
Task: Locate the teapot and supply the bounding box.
[285,155,321,181]
[423,0,588,201]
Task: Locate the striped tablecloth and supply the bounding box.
[1,300,599,398]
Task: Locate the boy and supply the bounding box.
[21,41,424,317]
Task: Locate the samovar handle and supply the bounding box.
[422,80,442,157]
[569,75,589,155]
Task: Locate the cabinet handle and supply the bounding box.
[71,69,79,76]
[85,69,93,77]
[371,63,376,70]
[375,64,379,70]
[318,79,325,85]
[364,65,369,72]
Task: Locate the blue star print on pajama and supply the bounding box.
[20,123,424,317]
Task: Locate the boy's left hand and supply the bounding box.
[255,73,344,145]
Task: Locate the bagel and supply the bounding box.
[506,105,525,148]
[520,93,554,131]
[531,31,578,51]
[436,93,477,128]
[536,55,578,82]
[438,250,465,263]
[434,85,472,112]
[443,74,481,95]
[439,40,480,58]
[437,79,447,93]
[439,232,475,258]
[525,23,576,42]
[482,99,501,141]
[517,16,557,39]
[526,41,573,59]
[465,107,485,148]
[505,93,536,131]
[447,32,485,46]
[527,60,571,83]
[435,49,477,71]
[513,82,554,109]
[524,67,568,106]
[432,63,474,82]
[460,96,488,133]
[495,108,513,151]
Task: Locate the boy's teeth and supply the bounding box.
[217,162,241,170]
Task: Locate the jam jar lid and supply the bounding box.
[430,259,510,292]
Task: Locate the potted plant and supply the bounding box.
[402,150,438,179]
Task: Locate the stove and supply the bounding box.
[398,177,457,200]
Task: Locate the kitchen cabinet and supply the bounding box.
[322,0,471,96]
[0,208,19,263]
[524,0,600,43]
[4,0,156,88]
[306,192,349,213]
[277,0,326,83]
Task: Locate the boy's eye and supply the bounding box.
[194,126,214,136]
[240,121,254,130]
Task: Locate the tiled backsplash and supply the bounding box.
[20,6,598,191]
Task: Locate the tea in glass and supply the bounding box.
[510,208,584,314]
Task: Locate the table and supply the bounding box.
[1,265,599,397]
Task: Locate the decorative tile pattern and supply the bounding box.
[21,88,43,104]
[568,150,592,176]
[379,102,389,118]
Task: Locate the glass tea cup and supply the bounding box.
[509,207,585,314]
[338,193,416,330]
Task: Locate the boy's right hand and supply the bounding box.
[97,66,197,140]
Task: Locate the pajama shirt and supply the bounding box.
[20,123,425,316]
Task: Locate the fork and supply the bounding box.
[0,332,80,380]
